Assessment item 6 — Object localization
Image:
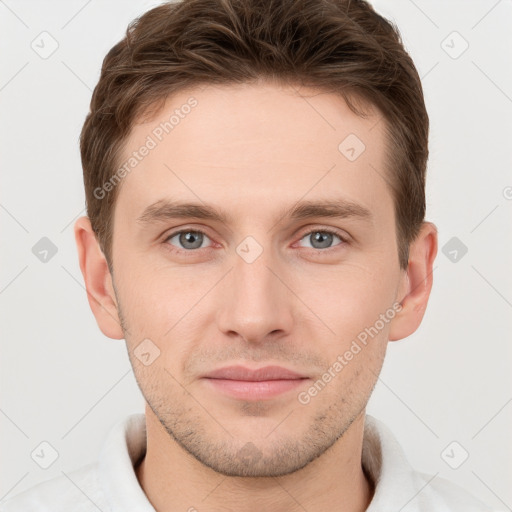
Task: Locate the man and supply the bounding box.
[1,0,500,510]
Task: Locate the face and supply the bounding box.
[109,81,406,477]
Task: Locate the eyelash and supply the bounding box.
[162,227,349,255]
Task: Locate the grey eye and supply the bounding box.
[167,230,210,250]
[299,231,343,250]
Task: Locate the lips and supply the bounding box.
[201,365,309,400]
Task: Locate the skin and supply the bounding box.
[74,81,437,512]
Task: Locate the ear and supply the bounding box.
[388,221,438,342]
[73,216,124,340]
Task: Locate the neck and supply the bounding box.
[135,405,374,512]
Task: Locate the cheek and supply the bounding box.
[297,261,398,341]
[118,269,209,367]
[118,267,184,321]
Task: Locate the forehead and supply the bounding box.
[114,82,392,226]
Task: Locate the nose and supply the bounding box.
[216,239,295,344]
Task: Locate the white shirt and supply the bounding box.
[0,413,500,511]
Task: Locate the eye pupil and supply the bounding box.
[180,231,203,249]
[311,231,334,249]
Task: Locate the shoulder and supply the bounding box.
[363,415,502,512]
[0,463,110,512]
[418,471,504,512]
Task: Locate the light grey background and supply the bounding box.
[1,0,511,509]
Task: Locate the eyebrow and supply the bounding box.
[136,198,373,228]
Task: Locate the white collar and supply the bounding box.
[96,413,474,512]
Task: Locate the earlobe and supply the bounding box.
[73,216,124,340]
[388,222,438,342]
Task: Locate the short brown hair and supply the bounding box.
[80,0,429,271]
